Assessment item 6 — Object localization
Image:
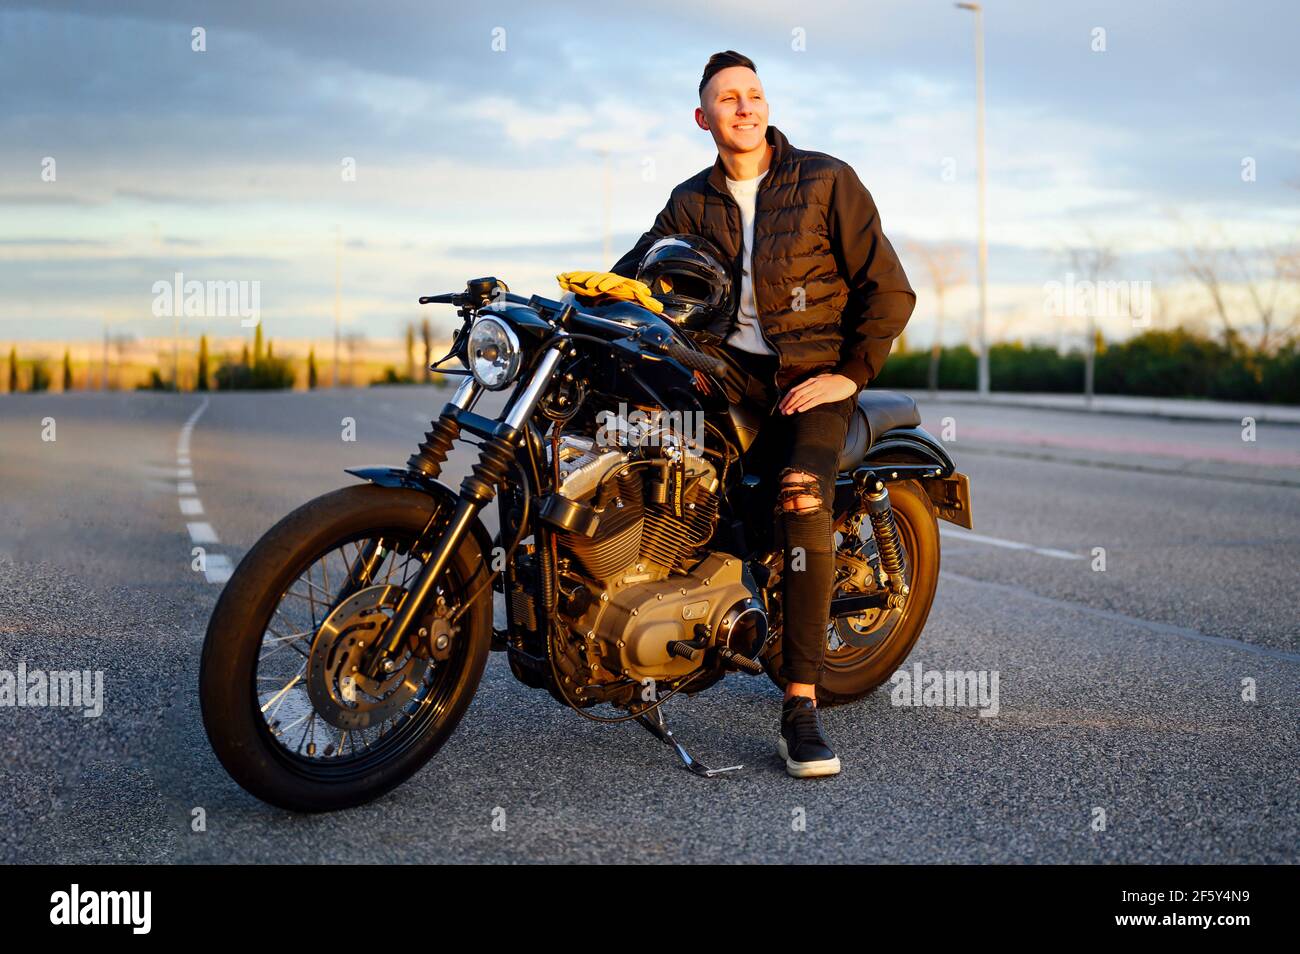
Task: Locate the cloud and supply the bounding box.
[0,0,1296,343]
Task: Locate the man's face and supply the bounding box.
[696,66,769,155]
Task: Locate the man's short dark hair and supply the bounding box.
[699,51,757,97]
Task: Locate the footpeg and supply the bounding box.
[719,647,763,675]
[667,638,705,662]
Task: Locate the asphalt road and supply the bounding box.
[1,386,1296,863]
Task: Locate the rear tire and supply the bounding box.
[763,479,940,707]
[199,484,491,812]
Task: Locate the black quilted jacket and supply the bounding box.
[611,125,916,393]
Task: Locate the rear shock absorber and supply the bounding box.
[859,471,909,600]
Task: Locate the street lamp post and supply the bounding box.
[333,225,341,388]
[956,2,990,397]
[601,148,612,267]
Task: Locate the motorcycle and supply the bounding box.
[199,276,973,811]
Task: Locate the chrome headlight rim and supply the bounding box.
[467,314,522,391]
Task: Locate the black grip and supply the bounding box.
[664,343,728,377]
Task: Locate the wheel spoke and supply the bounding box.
[251,531,465,767]
[260,669,305,718]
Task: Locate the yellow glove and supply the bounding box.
[556,270,664,314]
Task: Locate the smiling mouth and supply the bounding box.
[733,123,759,131]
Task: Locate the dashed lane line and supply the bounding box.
[939,525,1083,560]
[172,397,234,585]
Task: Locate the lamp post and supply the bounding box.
[956,2,990,397]
[601,148,612,267]
[333,224,341,388]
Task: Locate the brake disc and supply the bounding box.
[306,584,430,731]
[831,551,893,647]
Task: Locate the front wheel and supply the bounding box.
[199,484,491,812]
[763,478,940,706]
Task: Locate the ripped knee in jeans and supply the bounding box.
[774,467,825,516]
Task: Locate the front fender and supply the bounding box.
[344,466,497,558]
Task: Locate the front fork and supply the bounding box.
[359,346,566,679]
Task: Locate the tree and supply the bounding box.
[253,323,265,368]
[1176,217,1299,353]
[343,331,366,387]
[1064,230,1119,405]
[29,359,51,392]
[308,347,318,389]
[62,348,73,391]
[908,242,967,396]
[405,322,416,381]
[420,317,433,383]
[197,334,210,391]
[8,347,17,393]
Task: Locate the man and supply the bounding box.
[611,50,915,777]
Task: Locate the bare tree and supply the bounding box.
[343,331,366,388]
[907,241,967,395]
[1067,233,1118,404]
[1175,217,1299,352]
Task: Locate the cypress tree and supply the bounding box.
[197,334,210,391]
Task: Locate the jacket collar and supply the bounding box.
[707,124,789,195]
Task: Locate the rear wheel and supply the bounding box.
[763,479,940,706]
[199,484,491,812]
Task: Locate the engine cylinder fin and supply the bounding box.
[641,484,720,572]
[555,461,646,577]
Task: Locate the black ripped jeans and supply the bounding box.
[705,341,855,686]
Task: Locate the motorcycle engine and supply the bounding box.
[543,419,765,688]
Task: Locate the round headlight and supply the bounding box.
[467,315,522,390]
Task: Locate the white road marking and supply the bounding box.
[187,521,219,544]
[174,397,234,583]
[204,553,234,584]
[940,526,1082,560]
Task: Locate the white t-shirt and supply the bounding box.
[724,170,776,356]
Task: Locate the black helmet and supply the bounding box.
[635,234,734,329]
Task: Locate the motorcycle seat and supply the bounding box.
[837,390,922,472]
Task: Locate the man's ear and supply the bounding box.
[694,107,710,131]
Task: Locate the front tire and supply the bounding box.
[763,479,940,706]
[199,484,491,812]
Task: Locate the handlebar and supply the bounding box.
[660,341,729,377]
[420,279,730,379]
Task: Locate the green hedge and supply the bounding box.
[870,331,1297,404]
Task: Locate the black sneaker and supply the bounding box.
[778,696,842,778]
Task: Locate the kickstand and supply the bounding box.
[635,704,743,778]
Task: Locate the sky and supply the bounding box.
[0,0,1296,351]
